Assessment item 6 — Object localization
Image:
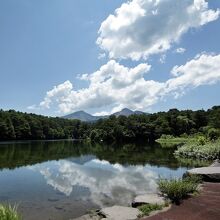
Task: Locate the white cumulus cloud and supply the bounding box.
[38,60,162,114]
[175,48,186,54]
[166,53,220,95]
[97,0,219,60]
[35,53,220,114]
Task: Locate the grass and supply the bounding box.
[158,176,201,204]
[174,139,220,160]
[0,204,21,220]
[138,203,165,217]
[156,135,194,148]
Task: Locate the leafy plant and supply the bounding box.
[0,204,22,220]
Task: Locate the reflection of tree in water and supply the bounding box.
[0,140,206,170]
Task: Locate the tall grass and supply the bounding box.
[0,204,21,220]
[174,139,220,160]
[158,176,201,204]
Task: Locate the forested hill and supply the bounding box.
[0,106,220,142]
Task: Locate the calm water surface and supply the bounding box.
[0,140,201,220]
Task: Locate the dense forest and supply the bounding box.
[0,106,220,142]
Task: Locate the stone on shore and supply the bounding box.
[210,159,220,167]
[187,166,220,181]
[132,193,165,207]
[99,205,141,220]
[71,214,101,220]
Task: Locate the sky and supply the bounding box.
[0,0,220,116]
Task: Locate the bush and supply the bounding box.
[197,136,206,145]
[183,175,202,184]
[158,176,200,204]
[207,128,220,141]
[0,204,21,220]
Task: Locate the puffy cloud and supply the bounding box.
[175,47,186,54]
[166,53,220,96]
[35,53,220,114]
[97,0,219,60]
[38,60,162,114]
[39,80,73,110]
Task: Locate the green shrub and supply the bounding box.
[207,128,220,141]
[197,136,206,145]
[138,203,164,217]
[158,176,199,204]
[0,204,21,220]
[183,175,202,184]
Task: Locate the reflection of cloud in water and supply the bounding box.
[32,159,158,207]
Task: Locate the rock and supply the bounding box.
[187,166,220,182]
[71,214,101,220]
[210,159,220,167]
[132,193,165,207]
[99,205,141,220]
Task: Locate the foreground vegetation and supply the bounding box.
[0,204,21,220]
[158,176,201,204]
[0,106,220,143]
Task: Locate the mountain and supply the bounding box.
[63,108,147,121]
[112,108,134,117]
[62,111,99,121]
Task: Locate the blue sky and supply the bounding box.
[0,0,220,116]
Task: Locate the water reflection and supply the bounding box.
[0,140,195,170]
[0,140,201,220]
[31,159,158,207]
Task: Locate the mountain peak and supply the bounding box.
[62,110,97,121]
[113,108,133,116]
[62,108,147,121]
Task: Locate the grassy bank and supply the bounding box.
[156,135,195,148]
[174,139,220,160]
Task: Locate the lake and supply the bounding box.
[0,140,201,220]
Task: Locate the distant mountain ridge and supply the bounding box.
[62,108,147,121]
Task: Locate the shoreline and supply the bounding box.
[73,160,220,220]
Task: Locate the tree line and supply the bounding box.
[0,106,220,142]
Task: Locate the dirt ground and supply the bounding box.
[141,182,220,220]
